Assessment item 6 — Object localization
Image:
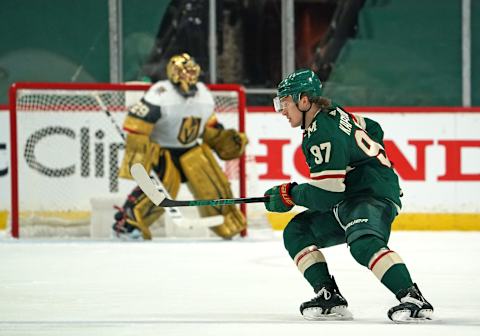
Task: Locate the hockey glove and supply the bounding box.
[203,127,248,160]
[264,182,297,213]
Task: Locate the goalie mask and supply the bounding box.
[166,53,201,95]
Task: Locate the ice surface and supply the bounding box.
[0,230,479,335]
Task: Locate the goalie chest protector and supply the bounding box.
[144,80,215,148]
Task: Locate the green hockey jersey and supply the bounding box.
[291,105,402,213]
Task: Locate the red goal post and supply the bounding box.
[8,82,246,238]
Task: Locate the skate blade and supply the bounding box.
[390,309,434,323]
[302,306,353,321]
[112,229,143,241]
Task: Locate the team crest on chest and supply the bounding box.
[178,116,202,144]
[307,120,317,138]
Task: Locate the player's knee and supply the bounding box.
[283,219,300,245]
[283,218,309,259]
[349,235,387,267]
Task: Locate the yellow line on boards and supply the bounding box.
[392,213,480,231]
[267,213,480,231]
[0,211,8,230]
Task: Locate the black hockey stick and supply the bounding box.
[160,196,270,207]
[93,93,127,141]
[130,163,270,207]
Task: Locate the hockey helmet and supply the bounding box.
[273,69,322,112]
[166,53,201,94]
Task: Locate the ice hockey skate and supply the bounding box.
[300,277,353,321]
[112,221,142,240]
[388,283,434,323]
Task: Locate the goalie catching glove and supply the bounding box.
[264,182,298,212]
[203,127,248,160]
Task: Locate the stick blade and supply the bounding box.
[130,163,165,206]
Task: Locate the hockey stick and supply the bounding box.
[130,163,270,207]
[148,171,224,228]
[93,93,223,228]
[93,93,127,141]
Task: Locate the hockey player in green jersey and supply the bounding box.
[265,69,433,323]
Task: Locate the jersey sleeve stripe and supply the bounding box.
[311,174,346,180]
[309,177,346,192]
[310,169,346,179]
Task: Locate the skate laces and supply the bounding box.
[400,292,425,308]
[315,287,332,300]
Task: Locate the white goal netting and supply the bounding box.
[10,83,246,238]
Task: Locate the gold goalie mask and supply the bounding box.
[166,53,201,95]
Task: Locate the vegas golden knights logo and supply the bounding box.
[178,116,202,144]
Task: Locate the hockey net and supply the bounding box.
[8,82,246,238]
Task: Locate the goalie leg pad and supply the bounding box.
[119,150,181,239]
[210,206,245,238]
[180,144,246,238]
[119,133,161,179]
[130,193,159,240]
[114,188,158,240]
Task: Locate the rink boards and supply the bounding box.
[245,107,480,230]
[1,106,479,231]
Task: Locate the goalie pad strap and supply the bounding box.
[294,245,326,275]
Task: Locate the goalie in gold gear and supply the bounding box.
[113,53,248,240]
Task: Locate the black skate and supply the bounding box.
[300,276,353,321]
[388,283,433,323]
[112,210,142,240]
[112,222,142,240]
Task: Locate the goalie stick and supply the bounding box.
[130,163,270,207]
[93,93,127,141]
[93,93,224,228]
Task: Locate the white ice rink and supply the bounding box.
[0,230,479,336]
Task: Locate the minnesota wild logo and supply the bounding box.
[178,116,201,144]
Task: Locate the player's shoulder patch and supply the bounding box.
[326,107,337,117]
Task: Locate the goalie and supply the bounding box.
[113,53,248,240]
